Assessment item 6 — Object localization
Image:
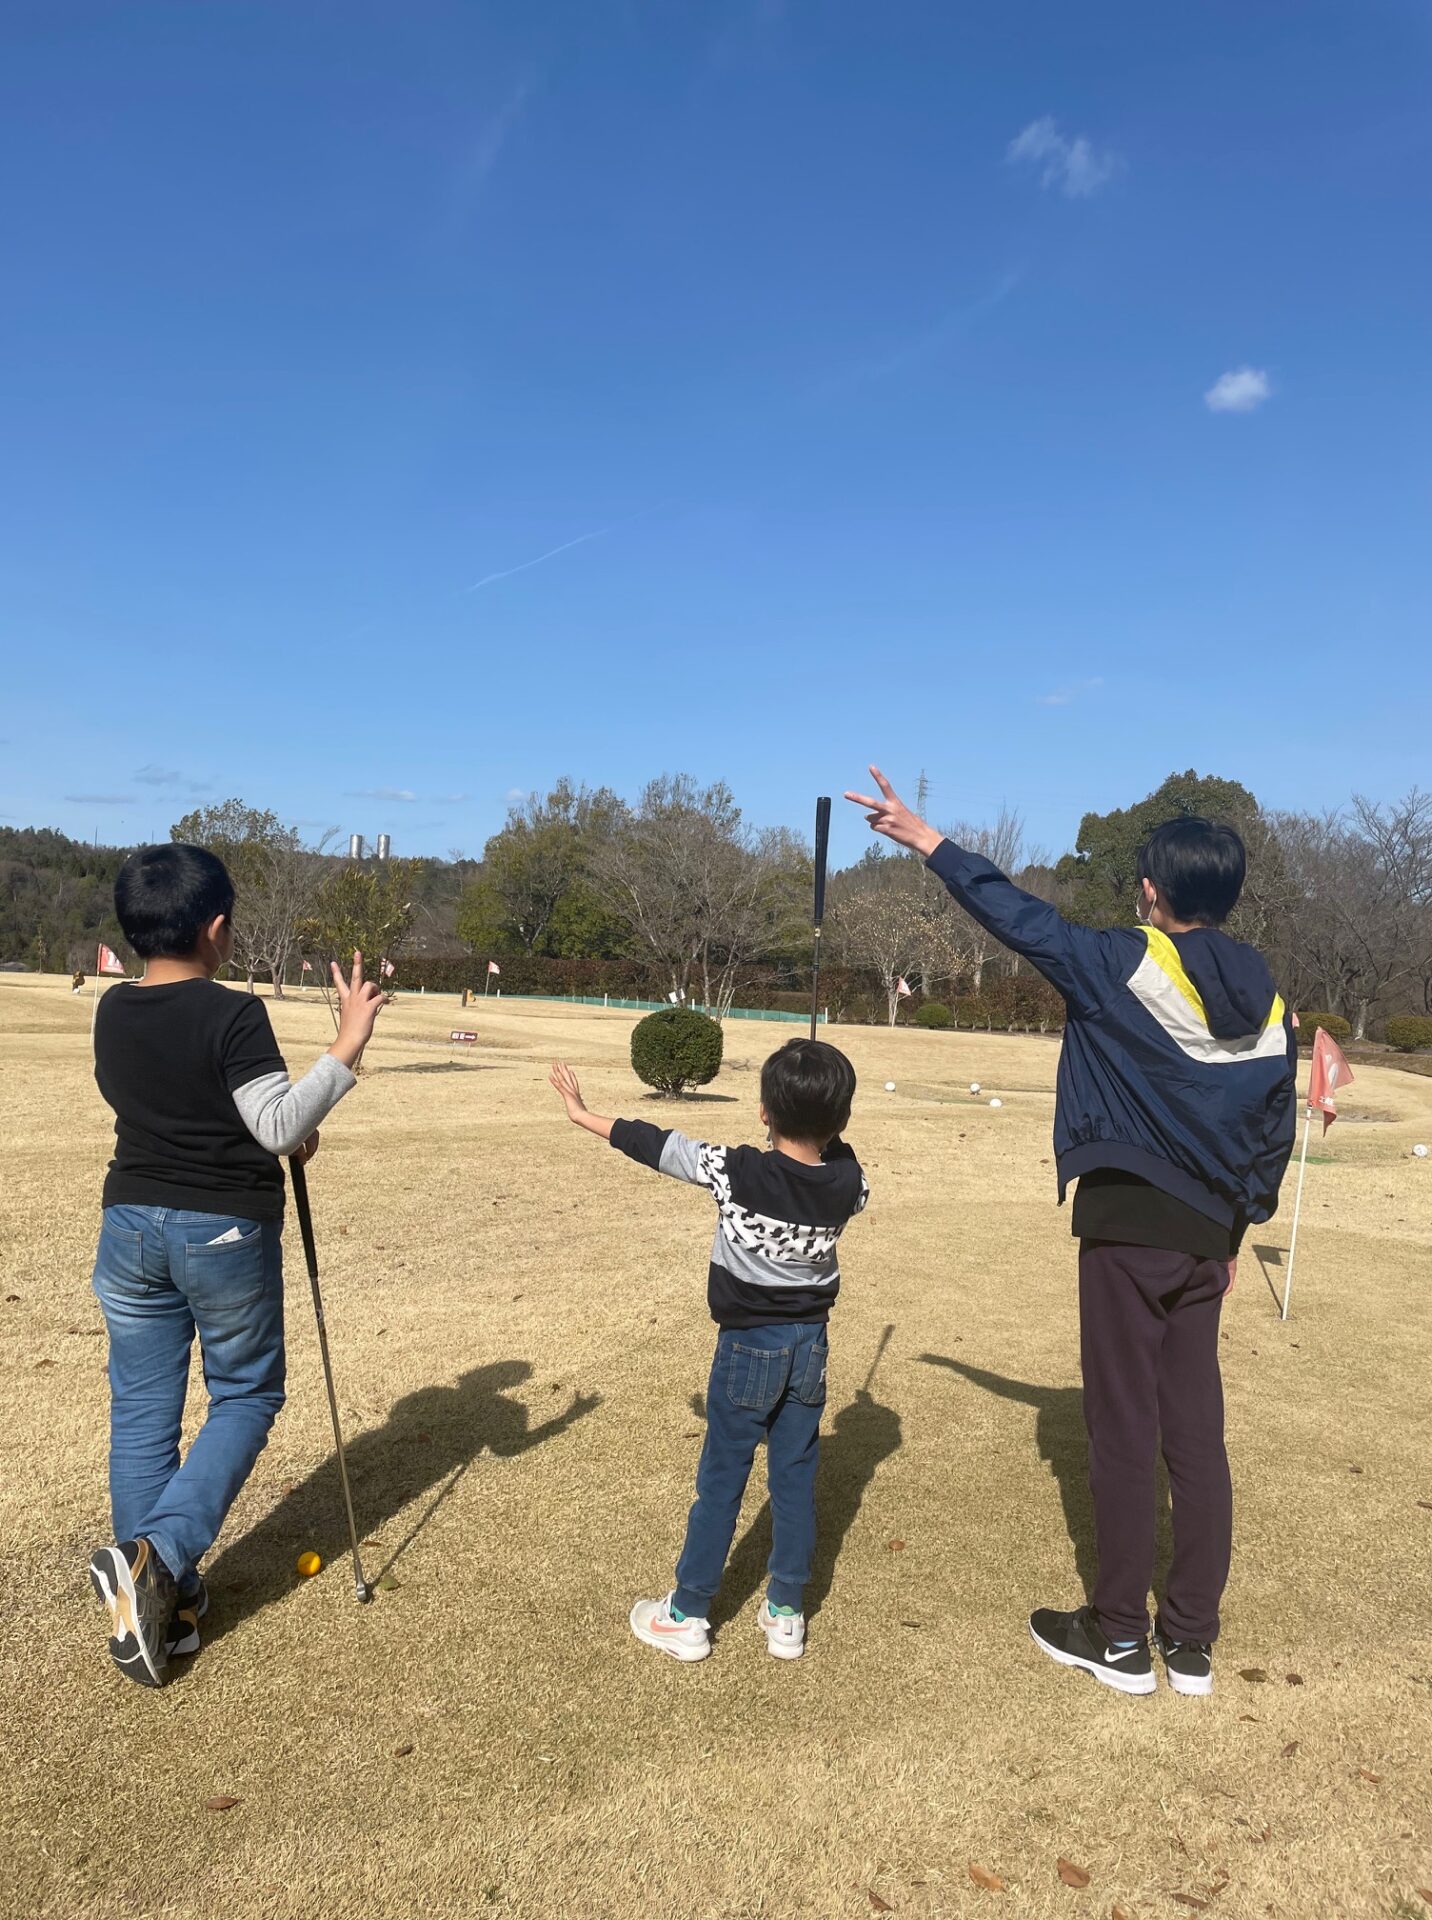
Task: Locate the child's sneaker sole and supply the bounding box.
[1028,1617,1156,1695]
[90,1544,166,1688]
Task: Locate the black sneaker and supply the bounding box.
[1153,1620,1213,1696]
[167,1577,210,1659]
[89,1539,177,1688]
[1029,1603,1156,1695]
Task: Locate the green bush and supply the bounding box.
[914,1001,952,1029]
[1385,1015,1432,1053]
[1296,1011,1351,1047]
[630,1007,724,1095]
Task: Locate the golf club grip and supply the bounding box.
[288,1155,321,1281]
[813,796,831,926]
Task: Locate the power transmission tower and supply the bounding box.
[915,770,930,819]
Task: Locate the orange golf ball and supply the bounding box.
[296,1551,322,1578]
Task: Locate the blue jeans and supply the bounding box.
[674,1321,827,1618]
[91,1206,286,1591]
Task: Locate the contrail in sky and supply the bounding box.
[462,528,607,594]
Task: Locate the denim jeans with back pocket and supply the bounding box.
[91,1205,286,1590]
[673,1320,828,1618]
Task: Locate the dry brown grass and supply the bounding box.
[1,973,1430,1920]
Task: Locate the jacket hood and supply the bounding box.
[1169,929,1278,1041]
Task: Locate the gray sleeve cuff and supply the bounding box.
[231,1054,358,1157]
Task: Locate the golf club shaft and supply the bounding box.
[289,1155,370,1602]
[810,796,831,1041]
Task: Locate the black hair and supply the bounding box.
[1136,816,1246,927]
[760,1038,856,1145]
[114,843,236,959]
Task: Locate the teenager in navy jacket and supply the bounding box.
[847,767,1297,1697]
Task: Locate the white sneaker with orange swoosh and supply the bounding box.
[629,1593,711,1662]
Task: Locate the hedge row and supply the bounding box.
[1385,1015,1432,1053]
[1296,1011,1351,1045]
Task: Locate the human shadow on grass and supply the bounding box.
[203,1361,599,1644]
[685,1383,903,1626]
[920,1356,1173,1602]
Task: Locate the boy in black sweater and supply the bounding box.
[88,843,385,1687]
[550,1039,868,1662]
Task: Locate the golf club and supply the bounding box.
[810,796,831,1041]
[289,1153,371,1603]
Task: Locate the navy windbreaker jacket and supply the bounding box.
[927,840,1299,1229]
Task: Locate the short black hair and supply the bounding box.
[114,843,235,959]
[760,1038,856,1145]
[1136,816,1246,927]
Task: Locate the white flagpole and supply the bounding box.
[1280,1106,1315,1322]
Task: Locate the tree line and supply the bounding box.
[1,770,1428,1039]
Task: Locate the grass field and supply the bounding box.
[2,972,1430,1920]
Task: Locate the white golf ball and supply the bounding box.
[884,1081,897,1093]
[988,1097,1003,1109]
[1414,1144,1429,1159]
[969,1082,981,1095]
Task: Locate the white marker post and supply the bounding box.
[1279,1105,1315,1321]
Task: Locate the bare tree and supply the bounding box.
[833,859,970,1024]
[937,807,1025,990]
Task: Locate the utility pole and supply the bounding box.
[915,770,930,820]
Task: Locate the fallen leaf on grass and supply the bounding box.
[374,1576,401,1592]
[1418,1502,1432,1512]
[1170,1897,1208,1912]
[1239,1668,1268,1683]
[4,1294,19,1303]
[1281,1741,1299,1758]
[1357,1768,1382,1783]
[1112,1907,1134,1920]
[968,1863,1006,1891]
[34,1358,55,1370]
[1417,1891,1432,1905]
[1057,1859,1091,1889]
[392,1743,414,1758]
[1348,1465,1364,1475]
[203,1795,241,1812]
[1237,1713,1260,1722]
[868,1893,893,1914]
[1286,1673,1304,1686]
[887,1539,906,1552]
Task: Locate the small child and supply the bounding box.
[88,843,385,1688]
[549,1037,868,1662]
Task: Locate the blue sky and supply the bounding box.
[2,0,1428,867]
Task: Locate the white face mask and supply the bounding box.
[1135,885,1154,925]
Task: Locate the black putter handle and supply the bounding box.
[813,796,831,926]
[289,1154,320,1283]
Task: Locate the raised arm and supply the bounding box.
[549,1063,716,1186]
[228,952,385,1158]
[844,765,1133,1019]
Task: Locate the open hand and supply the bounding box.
[549,1061,587,1120]
[844,765,943,858]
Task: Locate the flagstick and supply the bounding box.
[1280,1106,1315,1322]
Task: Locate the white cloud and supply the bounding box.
[1204,367,1271,414]
[133,764,208,793]
[65,792,133,805]
[1007,117,1119,198]
[349,786,417,803]
[1037,676,1104,708]
[505,787,527,804]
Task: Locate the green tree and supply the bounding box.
[304,859,419,988]
[1054,771,1263,929]
[458,779,625,957]
[172,798,322,995]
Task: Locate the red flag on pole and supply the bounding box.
[895,976,912,999]
[381,958,395,978]
[301,959,312,973]
[487,960,501,976]
[97,944,125,976]
[1307,1025,1353,1133]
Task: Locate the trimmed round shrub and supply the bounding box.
[914,1001,953,1029]
[630,1006,723,1095]
[1296,1011,1351,1047]
[1386,1015,1432,1053]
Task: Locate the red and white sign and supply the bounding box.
[381,958,395,978]
[487,960,501,976]
[97,944,125,976]
[1307,1025,1353,1133]
[896,976,912,999]
[301,960,312,973]
[449,1030,478,1045]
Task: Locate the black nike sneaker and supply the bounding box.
[89,1538,178,1688]
[167,1577,210,1659]
[1153,1619,1214,1696]
[1028,1603,1156,1695]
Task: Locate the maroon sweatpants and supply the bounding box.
[1078,1240,1233,1644]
